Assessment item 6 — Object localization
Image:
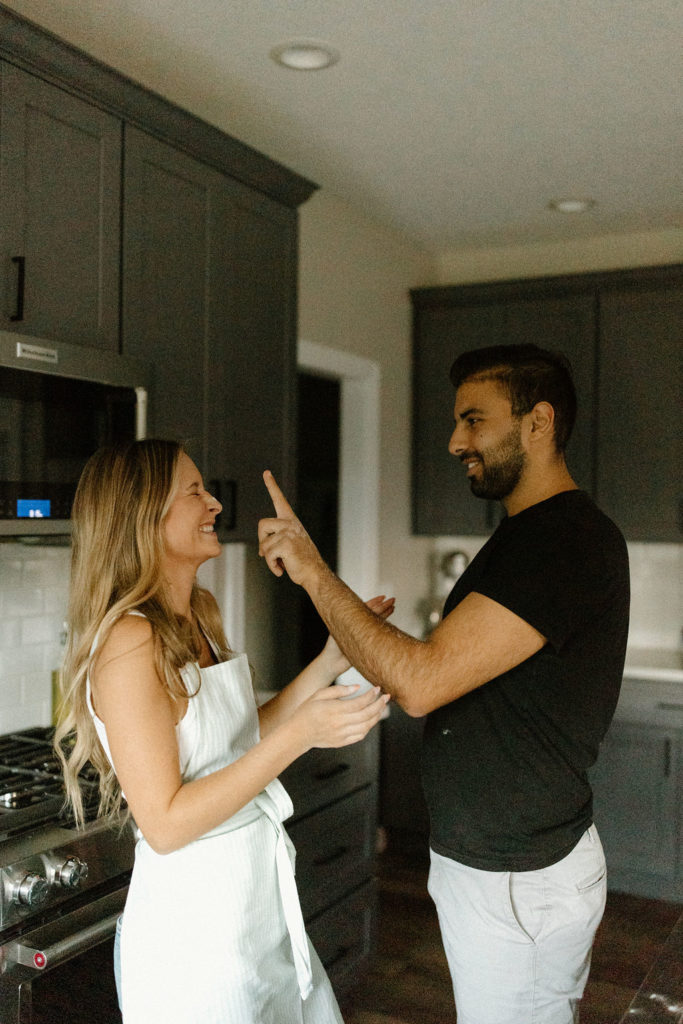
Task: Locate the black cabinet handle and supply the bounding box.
[208,479,237,532]
[10,256,25,322]
[313,762,351,782]
[313,845,349,868]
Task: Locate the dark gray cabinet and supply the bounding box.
[281,732,379,995]
[0,61,121,350]
[0,5,315,542]
[122,126,297,540]
[411,265,682,541]
[590,719,681,900]
[206,182,297,538]
[122,126,217,461]
[596,284,683,541]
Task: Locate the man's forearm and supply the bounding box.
[305,561,426,714]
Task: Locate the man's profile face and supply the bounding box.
[448,377,527,501]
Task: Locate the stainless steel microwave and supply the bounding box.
[0,332,152,538]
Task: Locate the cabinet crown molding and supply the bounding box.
[0,3,317,209]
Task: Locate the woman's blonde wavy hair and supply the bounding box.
[55,439,230,828]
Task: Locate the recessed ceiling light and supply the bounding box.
[270,41,340,71]
[548,198,596,214]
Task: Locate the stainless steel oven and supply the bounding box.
[0,729,135,1023]
[2,887,127,1023]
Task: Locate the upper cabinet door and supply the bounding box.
[0,62,121,350]
[597,285,683,542]
[503,293,597,494]
[122,126,223,469]
[122,126,298,543]
[207,182,297,541]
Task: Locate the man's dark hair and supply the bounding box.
[449,344,577,452]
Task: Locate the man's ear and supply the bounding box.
[528,401,555,441]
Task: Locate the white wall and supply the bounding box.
[436,227,682,284]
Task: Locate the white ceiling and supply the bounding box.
[6,0,683,254]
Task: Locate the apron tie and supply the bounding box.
[255,792,313,1000]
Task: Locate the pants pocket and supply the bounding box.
[576,862,606,893]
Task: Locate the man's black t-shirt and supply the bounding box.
[422,489,630,872]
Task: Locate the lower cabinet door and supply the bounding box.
[282,731,378,821]
[306,879,377,996]
[289,786,376,920]
[590,720,680,897]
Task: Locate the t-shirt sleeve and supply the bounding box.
[471,509,622,652]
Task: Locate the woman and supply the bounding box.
[56,439,391,1024]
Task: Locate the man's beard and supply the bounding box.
[466,423,526,501]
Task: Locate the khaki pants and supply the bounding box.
[428,825,607,1024]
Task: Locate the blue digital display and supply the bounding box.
[17,499,51,519]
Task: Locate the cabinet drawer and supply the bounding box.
[306,879,377,995]
[281,732,378,821]
[290,787,377,920]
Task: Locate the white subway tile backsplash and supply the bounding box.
[20,615,64,647]
[22,672,52,707]
[0,543,69,733]
[0,588,44,617]
[0,542,246,735]
[0,677,22,709]
[0,559,24,588]
[0,618,21,648]
[0,700,51,734]
[627,543,682,649]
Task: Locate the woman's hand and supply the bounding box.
[320,595,395,678]
[292,683,390,751]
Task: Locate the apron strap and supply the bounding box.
[255,794,313,1000]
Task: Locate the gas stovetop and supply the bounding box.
[0,727,134,937]
[0,727,99,841]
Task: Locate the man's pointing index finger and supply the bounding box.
[263,470,295,518]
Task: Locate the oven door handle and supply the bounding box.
[6,910,120,971]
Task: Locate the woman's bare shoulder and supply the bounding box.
[97,613,155,667]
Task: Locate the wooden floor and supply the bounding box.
[338,842,682,1024]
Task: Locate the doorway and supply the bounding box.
[275,372,341,684]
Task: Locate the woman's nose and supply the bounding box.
[206,490,222,514]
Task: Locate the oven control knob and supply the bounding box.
[13,872,49,908]
[56,857,88,889]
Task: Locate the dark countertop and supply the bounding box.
[620,911,683,1021]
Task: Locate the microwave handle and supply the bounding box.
[134,387,148,440]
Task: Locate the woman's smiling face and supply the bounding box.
[162,453,222,572]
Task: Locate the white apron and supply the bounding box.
[90,646,344,1024]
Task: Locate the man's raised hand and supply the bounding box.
[258,470,325,587]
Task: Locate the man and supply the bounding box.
[258,344,630,1024]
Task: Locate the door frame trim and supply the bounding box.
[298,339,381,619]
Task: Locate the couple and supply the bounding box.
[57,343,629,1024]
